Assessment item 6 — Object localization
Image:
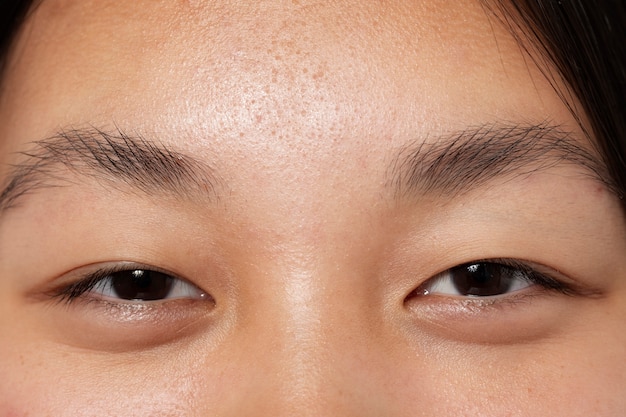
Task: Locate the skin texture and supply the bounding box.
[0,0,625,415]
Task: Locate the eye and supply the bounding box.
[414,260,564,298]
[57,266,209,303]
[44,264,216,350]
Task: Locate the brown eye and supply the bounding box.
[59,266,209,303]
[109,270,174,300]
[416,261,535,298]
[86,268,207,302]
[451,263,522,297]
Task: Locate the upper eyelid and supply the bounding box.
[445,258,561,279]
[415,258,556,288]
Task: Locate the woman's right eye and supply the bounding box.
[58,267,209,303]
[42,264,216,349]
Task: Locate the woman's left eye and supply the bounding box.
[58,267,208,303]
[415,261,560,298]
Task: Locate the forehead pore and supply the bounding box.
[0,0,594,219]
[1,0,559,135]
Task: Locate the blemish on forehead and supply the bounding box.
[312,68,325,81]
[593,184,608,197]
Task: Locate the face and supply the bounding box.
[0,0,625,415]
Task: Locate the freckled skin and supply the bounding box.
[0,0,625,416]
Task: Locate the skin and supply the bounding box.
[0,0,625,415]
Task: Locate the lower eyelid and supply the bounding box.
[41,297,218,352]
[404,284,559,321]
[401,288,577,345]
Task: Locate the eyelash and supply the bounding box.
[52,258,576,309]
[413,258,578,299]
[52,264,206,305]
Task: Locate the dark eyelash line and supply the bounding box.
[51,257,584,306]
[51,264,184,305]
[52,266,122,304]
[479,258,580,297]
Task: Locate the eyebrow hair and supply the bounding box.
[0,127,221,213]
[388,122,618,200]
[0,122,617,215]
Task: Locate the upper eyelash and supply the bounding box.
[53,269,110,303]
[412,257,582,301]
[51,264,179,304]
[460,258,579,297]
[52,257,581,306]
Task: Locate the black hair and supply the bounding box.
[482,0,626,206]
[1,0,625,205]
[0,0,34,77]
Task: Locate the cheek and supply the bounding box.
[0,334,51,413]
[0,343,199,415]
[385,318,626,416]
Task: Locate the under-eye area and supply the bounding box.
[29,262,218,351]
[400,257,608,344]
[0,0,624,414]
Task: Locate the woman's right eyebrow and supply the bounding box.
[0,127,223,213]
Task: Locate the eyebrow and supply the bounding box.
[388,122,617,200]
[0,122,617,215]
[0,127,221,213]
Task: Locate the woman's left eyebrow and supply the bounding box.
[387,122,617,201]
[0,127,223,213]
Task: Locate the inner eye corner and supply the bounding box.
[402,284,428,305]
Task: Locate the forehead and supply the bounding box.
[0,0,574,149]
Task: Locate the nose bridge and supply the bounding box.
[273,266,329,403]
[268,264,348,397]
[231,255,387,416]
[206,191,398,415]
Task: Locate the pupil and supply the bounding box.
[111,270,174,300]
[452,263,513,296]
